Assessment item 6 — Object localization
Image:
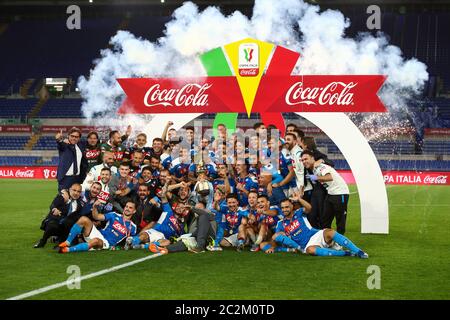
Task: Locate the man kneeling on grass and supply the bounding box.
[260,198,369,258]
[58,200,137,253]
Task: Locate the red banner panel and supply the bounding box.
[1,166,448,186]
[424,128,450,136]
[117,75,386,115]
[0,125,32,133]
[0,166,57,179]
[338,170,450,185]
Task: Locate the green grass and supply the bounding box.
[0,179,449,299]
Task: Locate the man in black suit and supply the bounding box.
[34,183,84,248]
[55,127,88,192]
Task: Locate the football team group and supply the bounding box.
[34,121,368,258]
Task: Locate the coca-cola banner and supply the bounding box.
[0,166,57,179]
[0,125,32,133]
[424,128,450,136]
[117,75,386,115]
[1,166,448,185]
[339,170,450,185]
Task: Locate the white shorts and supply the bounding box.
[84,225,110,250]
[224,233,239,247]
[303,230,333,253]
[144,229,166,243]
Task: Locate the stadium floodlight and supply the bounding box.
[45,78,68,85]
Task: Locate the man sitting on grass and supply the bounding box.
[58,200,137,253]
[260,197,368,258]
[207,193,249,252]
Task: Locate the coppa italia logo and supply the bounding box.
[239,43,259,76]
[117,38,386,123]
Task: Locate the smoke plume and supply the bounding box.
[78,0,428,141]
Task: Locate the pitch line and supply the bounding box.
[6,253,163,300]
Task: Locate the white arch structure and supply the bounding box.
[145,112,389,234]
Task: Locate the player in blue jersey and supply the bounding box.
[245,191,266,251]
[160,146,173,170]
[125,183,189,254]
[262,197,368,258]
[213,163,236,194]
[210,185,228,223]
[235,163,258,207]
[170,147,191,182]
[247,194,285,252]
[273,145,296,197]
[207,193,249,252]
[257,167,286,206]
[58,200,137,253]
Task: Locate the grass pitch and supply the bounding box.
[0,179,449,300]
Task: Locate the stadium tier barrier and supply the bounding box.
[0,166,448,185]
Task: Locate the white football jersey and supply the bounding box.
[313,163,349,195]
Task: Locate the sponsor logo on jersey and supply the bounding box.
[112,220,128,235]
[169,215,182,234]
[285,220,300,235]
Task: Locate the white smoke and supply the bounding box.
[78,0,428,141]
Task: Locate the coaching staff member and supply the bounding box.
[55,127,88,192]
[34,183,83,248]
[301,150,350,235]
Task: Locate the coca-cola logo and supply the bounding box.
[15,169,35,178]
[86,150,101,158]
[144,83,211,107]
[285,81,357,106]
[424,175,448,184]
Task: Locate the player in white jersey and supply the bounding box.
[284,133,312,197]
[301,150,350,235]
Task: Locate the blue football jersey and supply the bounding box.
[169,158,191,178]
[214,207,249,245]
[100,213,137,246]
[219,207,249,234]
[279,149,296,189]
[235,175,258,206]
[275,208,319,249]
[210,200,228,224]
[213,177,236,193]
[257,205,284,231]
[160,153,172,170]
[153,203,185,238]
